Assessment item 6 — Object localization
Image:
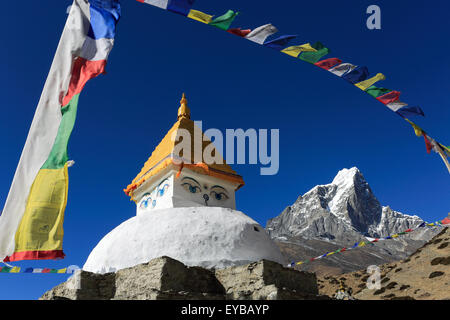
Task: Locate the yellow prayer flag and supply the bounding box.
[14,165,69,255]
[355,73,386,91]
[296,261,304,265]
[392,234,399,238]
[405,119,423,137]
[281,43,317,58]
[187,9,213,24]
[11,267,21,273]
[57,268,67,274]
[358,242,366,247]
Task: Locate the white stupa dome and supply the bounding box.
[84,95,286,273]
[83,207,285,273]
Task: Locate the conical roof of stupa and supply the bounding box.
[124,94,244,196]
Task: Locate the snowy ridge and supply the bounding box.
[266,167,432,246]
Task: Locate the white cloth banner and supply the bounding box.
[245,24,278,44]
[0,0,90,260]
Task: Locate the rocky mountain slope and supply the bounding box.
[317,226,450,300]
[266,167,437,274]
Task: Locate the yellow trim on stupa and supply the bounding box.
[124,94,244,196]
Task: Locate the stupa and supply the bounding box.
[83,94,285,273]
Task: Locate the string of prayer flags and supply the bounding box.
[299,42,330,64]
[314,58,342,70]
[138,0,450,175]
[355,73,386,91]
[245,24,278,44]
[0,265,76,274]
[264,35,297,50]
[209,10,239,31]
[281,43,317,58]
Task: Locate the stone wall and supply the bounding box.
[41,257,327,300]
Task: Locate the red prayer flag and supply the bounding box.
[227,28,251,37]
[423,135,433,154]
[376,91,401,105]
[314,58,342,70]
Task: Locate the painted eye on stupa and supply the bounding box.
[182,183,201,194]
[157,180,169,197]
[210,186,229,201]
[139,193,152,209]
[181,177,202,194]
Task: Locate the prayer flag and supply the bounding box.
[209,10,238,31]
[245,24,278,44]
[137,0,168,9]
[167,0,195,16]
[281,43,316,58]
[227,28,251,37]
[299,42,329,64]
[187,9,213,24]
[328,63,357,77]
[314,58,342,70]
[376,91,401,105]
[396,106,425,118]
[342,66,369,84]
[264,35,297,50]
[355,73,385,91]
[0,0,120,262]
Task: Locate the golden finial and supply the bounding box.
[177,93,191,120]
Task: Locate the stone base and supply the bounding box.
[41,257,328,300]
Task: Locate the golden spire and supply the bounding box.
[177,93,190,120]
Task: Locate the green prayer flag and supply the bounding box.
[365,86,392,98]
[0,267,11,273]
[42,94,79,169]
[299,42,329,64]
[209,10,239,30]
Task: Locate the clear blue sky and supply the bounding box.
[1,0,449,300]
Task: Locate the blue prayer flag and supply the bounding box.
[342,66,369,84]
[167,0,195,16]
[396,106,425,118]
[263,35,297,50]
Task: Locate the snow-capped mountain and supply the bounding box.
[266,167,437,274]
[267,167,427,243]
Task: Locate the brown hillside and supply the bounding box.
[317,227,450,300]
